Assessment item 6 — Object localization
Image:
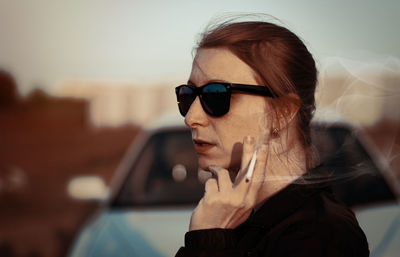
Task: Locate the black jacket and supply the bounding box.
[175,174,369,257]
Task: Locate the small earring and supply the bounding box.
[271,128,280,138]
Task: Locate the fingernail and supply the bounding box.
[258,144,268,153]
[244,136,255,144]
[208,165,222,175]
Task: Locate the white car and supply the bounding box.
[68,117,400,257]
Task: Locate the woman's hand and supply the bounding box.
[189,136,268,231]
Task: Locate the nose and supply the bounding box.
[184,97,209,128]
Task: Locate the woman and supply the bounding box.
[174,19,369,257]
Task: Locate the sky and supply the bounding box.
[0,0,399,95]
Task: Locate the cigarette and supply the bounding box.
[245,150,257,182]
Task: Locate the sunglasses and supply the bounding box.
[175,82,276,117]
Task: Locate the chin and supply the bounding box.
[197,155,229,171]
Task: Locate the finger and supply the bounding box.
[240,136,256,171]
[236,144,267,190]
[235,136,255,184]
[204,178,218,196]
[246,144,269,200]
[209,166,232,192]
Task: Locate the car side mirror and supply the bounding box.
[67,175,109,201]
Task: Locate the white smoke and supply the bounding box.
[314,52,400,183]
[315,52,400,126]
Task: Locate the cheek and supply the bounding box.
[210,96,270,168]
[219,98,270,146]
[223,118,263,146]
[215,110,267,161]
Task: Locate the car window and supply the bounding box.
[112,129,205,207]
[311,124,396,207]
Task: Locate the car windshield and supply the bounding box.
[111,124,397,208]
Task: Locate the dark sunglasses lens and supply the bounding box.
[201,83,230,117]
[177,86,196,116]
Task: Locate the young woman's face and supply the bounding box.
[185,48,271,171]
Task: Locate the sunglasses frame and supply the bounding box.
[175,82,276,117]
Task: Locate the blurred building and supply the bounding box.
[55,69,400,129]
[56,80,178,127]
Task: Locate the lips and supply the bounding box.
[193,139,216,154]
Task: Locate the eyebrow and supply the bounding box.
[186,79,231,87]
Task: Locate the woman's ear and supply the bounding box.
[276,93,300,131]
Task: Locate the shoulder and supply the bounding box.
[271,188,369,256]
[313,189,365,239]
[283,188,366,237]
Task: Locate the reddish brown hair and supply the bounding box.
[197,20,317,166]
